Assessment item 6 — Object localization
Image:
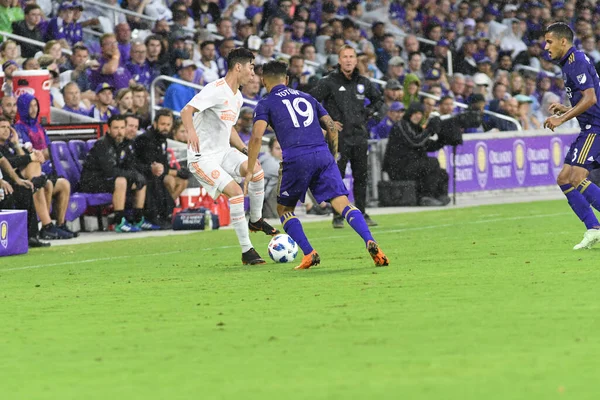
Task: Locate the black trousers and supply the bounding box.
[0,184,38,238]
[399,157,449,199]
[144,176,175,221]
[337,140,369,213]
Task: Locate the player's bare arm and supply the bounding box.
[243,120,267,196]
[180,104,200,153]
[545,87,597,131]
[320,115,338,156]
[229,127,248,154]
[548,102,570,115]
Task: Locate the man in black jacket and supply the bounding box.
[11,4,44,59]
[382,103,450,207]
[134,110,190,223]
[80,115,160,232]
[310,45,383,228]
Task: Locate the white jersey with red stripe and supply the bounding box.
[186,78,244,160]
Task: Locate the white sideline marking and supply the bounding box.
[3,212,570,273]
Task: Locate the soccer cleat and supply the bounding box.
[57,223,80,237]
[332,215,344,229]
[39,223,74,240]
[135,217,162,231]
[248,218,280,236]
[363,213,378,227]
[294,250,320,270]
[573,229,600,250]
[28,237,51,248]
[242,248,267,265]
[115,217,141,233]
[367,240,389,267]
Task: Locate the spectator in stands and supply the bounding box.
[406,52,424,80]
[383,102,450,207]
[235,19,254,43]
[116,88,134,115]
[61,45,95,94]
[371,101,404,140]
[134,109,189,223]
[489,96,520,132]
[163,60,197,111]
[195,0,221,27]
[401,35,424,62]
[385,56,405,82]
[500,18,527,60]
[379,79,403,115]
[66,1,84,46]
[169,10,192,45]
[291,18,310,45]
[80,115,159,232]
[375,33,396,73]
[115,23,133,65]
[455,37,478,75]
[90,33,133,91]
[438,95,455,117]
[287,55,309,90]
[11,4,43,59]
[234,107,254,145]
[0,40,20,67]
[514,94,541,131]
[45,2,75,42]
[0,0,24,34]
[0,116,48,247]
[125,114,140,141]
[89,83,119,121]
[145,35,167,73]
[422,39,450,76]
[255,37,275,66]
[197,40,219,84]
[22,57,40,70]
[130,84,151,129]
[402,73,421,108]
[216,38,236,76]
[370,21,386,52]
[170,118,187,143]
[126,42,154,90]
[13,93,76,239]
[62,82,90,116]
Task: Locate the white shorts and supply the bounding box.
[188,147,247,199]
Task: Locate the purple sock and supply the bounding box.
[561,183,599,229]
[342,205,375,245]
[281,212,313,255]
[577,179,600,212]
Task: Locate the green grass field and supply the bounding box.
[1,200,599,399]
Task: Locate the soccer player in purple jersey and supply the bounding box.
[544,22,600,249]
[244,61,389,269]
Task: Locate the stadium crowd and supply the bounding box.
[0,0,596,246]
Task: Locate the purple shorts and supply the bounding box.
[565,129,600,170]
[277,150,349,207]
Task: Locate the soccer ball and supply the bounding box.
[268,234,299,263]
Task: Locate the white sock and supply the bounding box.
[229,195,252,252]
[248,170,265,223]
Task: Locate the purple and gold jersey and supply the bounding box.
[253,84,329,160]
[560,47,600,130]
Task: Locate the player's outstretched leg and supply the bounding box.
[229,194,265,265]
[280,211,320,270]
[331,197,389,266]
[572,179,600,249]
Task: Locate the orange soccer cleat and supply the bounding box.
[294,250,320,270]
[367,241,389,267]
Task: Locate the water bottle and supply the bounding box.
[204,210,213,230]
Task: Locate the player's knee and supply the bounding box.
[557,174,569,186]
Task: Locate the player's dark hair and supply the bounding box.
[227,47,255,69]
[262,60,288,78]
[153,108,174,123]
[0,115,10,123]
[545,22,574,43]
[108,114,127,127]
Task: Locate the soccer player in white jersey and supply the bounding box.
[180,48,279,265]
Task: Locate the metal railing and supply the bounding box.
[370,78,523,131]
[0,31,73,55]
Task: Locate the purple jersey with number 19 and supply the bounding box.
[253,84,348,206]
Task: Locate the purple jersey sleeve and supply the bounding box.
[570,55,596,91]
[253,100,270,124]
